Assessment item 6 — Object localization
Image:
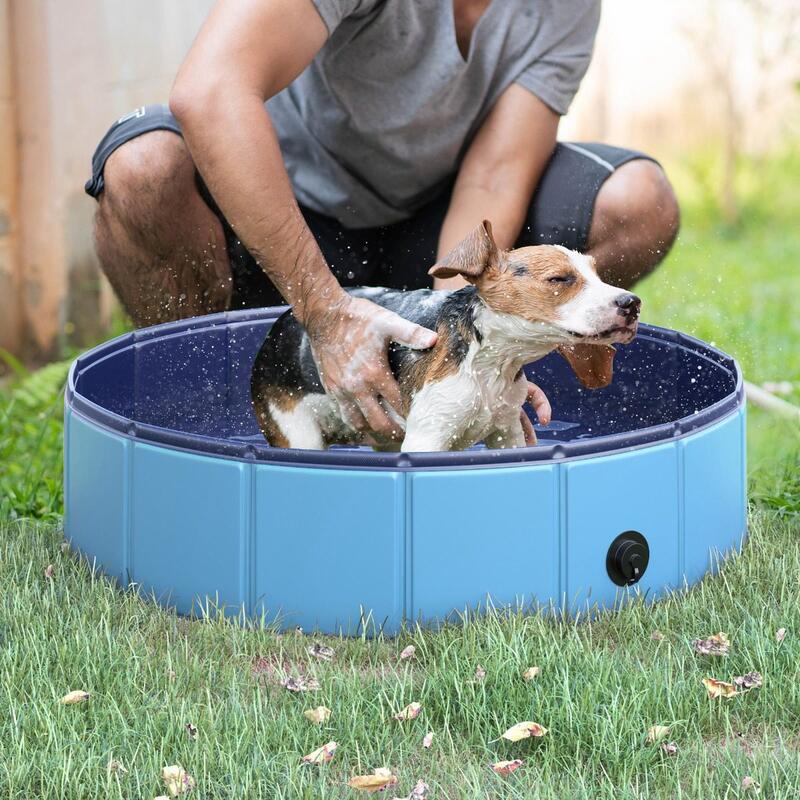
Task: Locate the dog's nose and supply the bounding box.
[615,292,641,319]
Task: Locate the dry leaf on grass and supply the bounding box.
[44,564,55,580]
[394,702,422,721]
[422,731,434,749]
[660,741,678,756]
[106,757,128,775]
[521,666,540,682]
[702,677,739,699]
[304,705,332,724]
[162,765,195,796]
[308,643,335,661]
[281,675,320,693]
[301,741,337,765]
[491,759,524,776]
[403,779,430,799]
[501,721,548,741]
[776,628,786,643]
[348,768,398,792]
[741,776,761,793]
[651,630,665,641]
[474,665,487,682]
[733,671,763,690]
[60,690,89,705]
[399,645,416,660]
[647,725,671,743]
[692,632,730,656]
[185,723,198,740]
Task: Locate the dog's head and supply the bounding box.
[428,220,641,388]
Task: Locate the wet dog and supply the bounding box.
[251,220,640,451]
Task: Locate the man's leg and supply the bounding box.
[93,130,233,327]
[519,142,680,290]
[586,158,680,289]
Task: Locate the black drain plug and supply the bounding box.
[606,531,649,586]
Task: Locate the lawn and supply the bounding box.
[0,151,798,799]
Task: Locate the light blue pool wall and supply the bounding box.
[64,405,747,634]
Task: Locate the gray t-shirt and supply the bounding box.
[267,0,600,228]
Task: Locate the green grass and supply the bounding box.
[0,148,799,798]
[1,510,799,799]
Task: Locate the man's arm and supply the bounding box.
[170,0,436,440]
[434,84,559,290]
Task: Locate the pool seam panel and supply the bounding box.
[403,472,413,624]
[677,438,685,584]
[125,439,133,588]
[560,463,565,611]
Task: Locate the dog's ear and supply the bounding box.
[558,343,616,389]
[428,220,501,280]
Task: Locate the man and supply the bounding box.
[86,0,679,442]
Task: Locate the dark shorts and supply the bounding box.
[86,103,658,309]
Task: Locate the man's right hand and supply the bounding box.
[304,292,438,441]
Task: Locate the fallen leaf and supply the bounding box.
[702,677,739,699]
[491,759,524,776]
[660,741,678,756]
[501,721,548,741]
[651,630,665,641]
[474,665,487,682]
[399,645,416,660]
[521,666,540,682]
[60,690,90,705]
[304,705,332,724]
[301,741,337,765]
[185,723,198,740]
[422,731,434,749]
[405,779,430,799]
[162,765,195,796]
[776,628,786,644]
[733,671,763,690]
[647,725,671,743]
[281,675,320,693]
[394,701,422,721]
[692,632,730,657]
[106,757,128,775]
[308,643,335,661]
[44,564,55,580]
[348,768,398,792]
[741,776,761,793]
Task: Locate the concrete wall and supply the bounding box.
[1,0,797,361]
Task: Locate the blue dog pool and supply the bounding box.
[64,307,746,633]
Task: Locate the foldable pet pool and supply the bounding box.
[64,308,746,633]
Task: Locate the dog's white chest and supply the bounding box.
[401,343,529,452]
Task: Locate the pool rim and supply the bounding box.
[65,307,744,471]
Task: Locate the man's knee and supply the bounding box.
[99,130,195,219]
[594,159,681,251]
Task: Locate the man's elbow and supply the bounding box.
[169,77,212,127]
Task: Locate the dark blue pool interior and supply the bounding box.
[69,308,741,467]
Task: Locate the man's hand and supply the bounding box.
[520,381,552,445]
[305,293,438,440]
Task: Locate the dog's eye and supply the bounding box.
[547,275,574,285]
